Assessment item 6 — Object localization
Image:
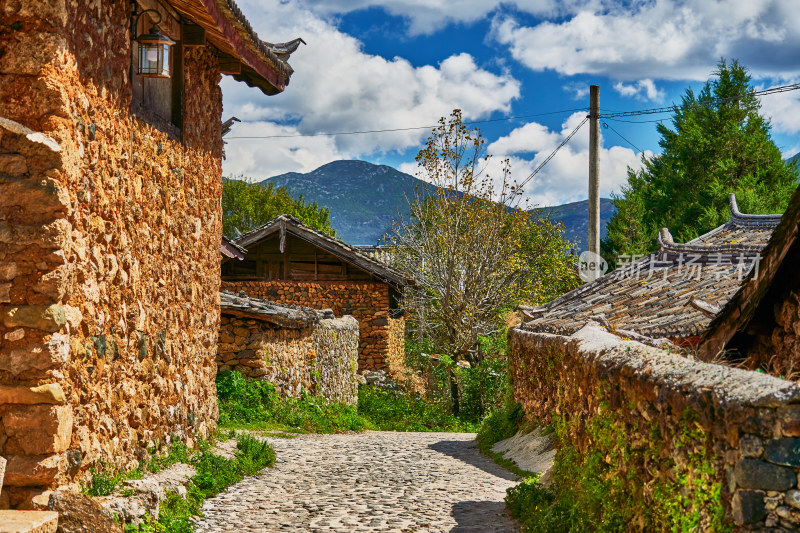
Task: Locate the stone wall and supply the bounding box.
[743,288,800,378]
[0,0,222,506]
[221,281,395,372]
[509,322,800,530]
[217,315,359,405]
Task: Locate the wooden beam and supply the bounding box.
[181,23,206,46]
[218,54,241,75]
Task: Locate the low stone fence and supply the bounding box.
[221,281,398,372]
[217,314,360,405]
[509,321,800,530]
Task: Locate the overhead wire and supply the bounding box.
[601,121,643,153]
[599,82,800,118]
[223,81,800,194]
[224,107,589,139]
[515,116,589,192]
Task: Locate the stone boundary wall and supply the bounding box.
[217,315,359,405]
[0,1,221,507]
[509,322,800,530]
[222,281,394,372]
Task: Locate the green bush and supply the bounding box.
[357,386,477,432]
[404,332,510,424]
[457,356,507,423]
[216,370,372,433]
[156,433,276,533]
[506,476,589,533]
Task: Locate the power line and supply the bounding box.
[224,82,800,140]
[516,116,589,192]
[604,117,668,124]
[602,121,643,153]
[225,107,589,139]
[600,82,800,118]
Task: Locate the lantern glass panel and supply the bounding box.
[137,42,171,78]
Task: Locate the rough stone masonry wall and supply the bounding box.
[745,288,800,379]
[217,315,359,405]
[222,281,393,372]
[509,322,800,531]
[0,0,222,507]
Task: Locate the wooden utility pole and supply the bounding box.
[588,85,600,263]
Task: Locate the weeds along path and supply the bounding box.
[195,431,520,532]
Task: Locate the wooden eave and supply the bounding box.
[235,216,412,289]
[164,0,290,95]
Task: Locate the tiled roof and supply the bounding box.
[220,236,247,260]
[234,215,411,288]
[220,290,333,327]
[164,0,303,95]
[701,187,800,357]
[521,194,782,340]
[351,245,395,267]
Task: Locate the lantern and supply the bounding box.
[132,7,175,78]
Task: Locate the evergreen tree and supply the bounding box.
[602,60,797,264]
[222,177,336,238]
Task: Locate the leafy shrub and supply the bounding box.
[84,464,126,497]
[505,476,588,533]
[457,356,507,423]
[476,394,524,451]
[216,370,372,433]
[357,385,477,432]
[156,433,276,533]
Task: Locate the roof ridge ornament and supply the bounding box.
[658,227,675,247]
[728,192,782,226]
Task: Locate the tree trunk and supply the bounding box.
[449,366,460,417]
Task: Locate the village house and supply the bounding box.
[520,194,781,348]
[508,190,800,529]
[701,185,800,377]
[0,0,300,508]
[221,215,410,374]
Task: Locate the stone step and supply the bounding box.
[0,510,58,533]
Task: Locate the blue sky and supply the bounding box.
[221,0,800,206]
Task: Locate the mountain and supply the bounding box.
[264,160,434,244]
[262,160,615,247]
[535,198,616,249]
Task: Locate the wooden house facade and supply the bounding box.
[222,215,410,372]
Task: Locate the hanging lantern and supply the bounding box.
[132,7,175,78]
[136,27,175,78]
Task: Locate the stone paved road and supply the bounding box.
[196,431,520,532]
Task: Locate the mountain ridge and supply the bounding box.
[261,160,614,247]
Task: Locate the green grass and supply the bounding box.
[154,432,276,533]
[217,370,372,433]
[357,385,478,432]
[217,370,479,434]
[83,441,192,497]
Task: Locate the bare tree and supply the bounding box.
[391,110,576,414]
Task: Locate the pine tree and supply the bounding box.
[602,59,797,264]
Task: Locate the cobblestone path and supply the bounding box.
[196,431,520,532]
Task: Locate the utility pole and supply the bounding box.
[588,85,600,276]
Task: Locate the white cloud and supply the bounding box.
[222,1,520,179]
[493,0,800,81]
[758,81,800,136]
[487,113,649,206]
[612,79,665,101]
[223,122,347,178]
[400,112,649,206]
[298,0,563,35]
[562,82,590,100]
